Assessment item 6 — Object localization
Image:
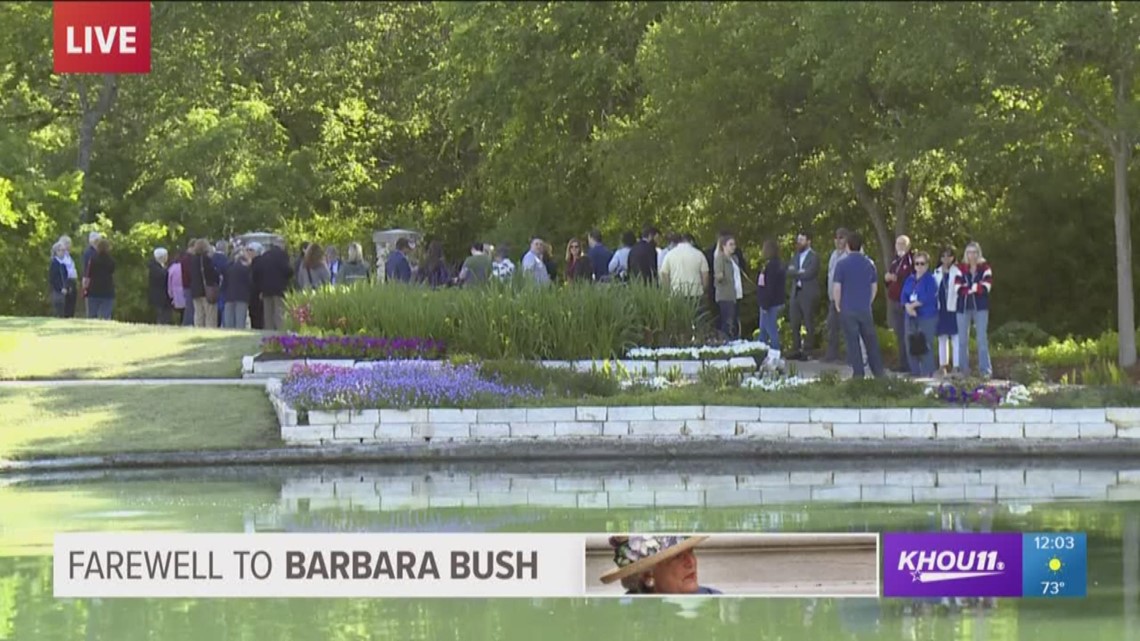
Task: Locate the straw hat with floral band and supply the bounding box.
[600,535,721,595]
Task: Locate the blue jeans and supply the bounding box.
[957,309,991,376]
[86,296,114,320]
[759,304,783,351]
[906,314,937,376]
[840,309,885,378]
[718,300,739,340]
[182,288,195,325]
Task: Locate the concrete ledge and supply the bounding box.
[7,439,1140,475]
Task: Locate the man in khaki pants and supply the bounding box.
[252,239,294,331]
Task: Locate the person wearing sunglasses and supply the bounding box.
[900,251,939,376]
[565,237,595,283]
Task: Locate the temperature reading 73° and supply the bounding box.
[1042,581,1066,595]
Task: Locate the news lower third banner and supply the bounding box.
[53,532,1084,598]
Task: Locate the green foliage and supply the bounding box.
[0,0,1138,357]
[992,321,1053,349]
[290,281,705,359]
[1031,385,1140,410]
[696,365,747,390]
[478,360,620,399]
[1009,360,1047,386]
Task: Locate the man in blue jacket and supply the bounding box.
[586,229,613,282]
[251,240,293,332]
[385,238,413,282]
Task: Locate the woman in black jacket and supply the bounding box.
[85,238,116,320]
[189,239,220,328]
[148,247,173,324]
[756,239,787,357]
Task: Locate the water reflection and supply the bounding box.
[0,459,1138,640]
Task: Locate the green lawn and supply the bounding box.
[0,385,280,460]
[0,316,262,379]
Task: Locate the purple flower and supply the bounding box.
[279,362,540,410]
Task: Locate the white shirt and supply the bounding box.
[731,259,743,300]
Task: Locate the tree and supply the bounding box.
[980,1,1139,367]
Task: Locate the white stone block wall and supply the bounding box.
[266,383,1140,447]
[276,464,1140,513]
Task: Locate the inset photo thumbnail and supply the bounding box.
[586,533,878,597]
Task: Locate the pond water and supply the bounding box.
[1,458,1137,640]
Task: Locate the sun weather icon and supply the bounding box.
[1048,556,1063,574]
[1022,533,1087,598]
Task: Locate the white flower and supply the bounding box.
[1001,384,1032,406]
[741,374,810,391]
[627,340,769,361]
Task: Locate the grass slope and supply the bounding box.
[0,316,261,379]
[0,385,279,459]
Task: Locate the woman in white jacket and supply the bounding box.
[933,247,962,374]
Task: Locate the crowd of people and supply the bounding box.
[47,232,371,332]
[47,225,993,379]
[378,226,994,379]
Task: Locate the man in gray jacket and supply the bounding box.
[824,228,850,362]
[786,231,821,360]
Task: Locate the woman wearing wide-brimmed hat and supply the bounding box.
[601,535,722,595]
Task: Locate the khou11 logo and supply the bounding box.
[53,1,152,74]
[882,533,1024,597]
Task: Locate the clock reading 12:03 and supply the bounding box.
[1022,532,1087,598]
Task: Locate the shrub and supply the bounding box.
[991,321,1052,348]
[1033,332,1118,369]
[1032,385,1140,409]
[1008,360,1046,385]
[287,281,705,359]
[478,360,620,398]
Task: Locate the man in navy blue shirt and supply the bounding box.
[385,237,413,283]
[586,229,613,282]
[831,232,885,378]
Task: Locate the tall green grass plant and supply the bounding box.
[288,281,708,359]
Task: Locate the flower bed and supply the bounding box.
[626,340,769,361]
[932,382,1033,407]
[279,362,539,411]
[260,334,445,361]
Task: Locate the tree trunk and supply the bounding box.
[891,170,911,238]
[1112,140,1138,367]
[852,172,893,269]
[76,73,119,223]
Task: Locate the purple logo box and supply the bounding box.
[882,533,1023,597]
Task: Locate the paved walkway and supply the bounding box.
[0,378,266,387]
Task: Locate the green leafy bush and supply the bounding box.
[1031,385,1140,409]
[1009,361,1046,385]
[288,281,707,359]
[992,321,1053,348]
[478,360,621,398]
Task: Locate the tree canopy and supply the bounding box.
[0,1,1136,364]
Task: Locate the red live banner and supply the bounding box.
[53,1,151,74]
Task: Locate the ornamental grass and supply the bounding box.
[286,281,706,360]
[261,334,445,360]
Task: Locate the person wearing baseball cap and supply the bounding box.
[600,535,722,595]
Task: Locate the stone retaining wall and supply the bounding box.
[267,382,1140,446]
[244,355,757,379]
[274,467,1140,512]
